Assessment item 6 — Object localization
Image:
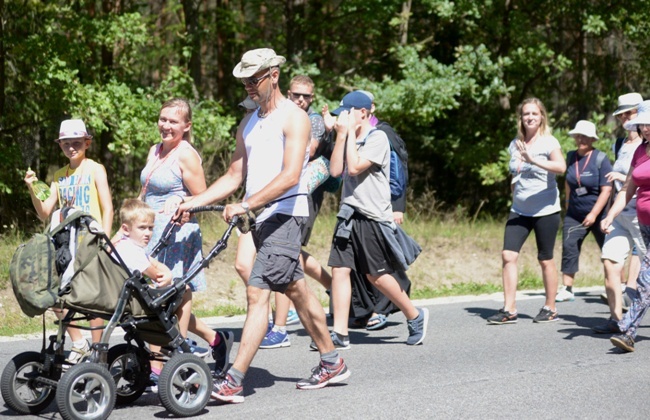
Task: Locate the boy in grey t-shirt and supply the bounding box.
[327,91,428,348]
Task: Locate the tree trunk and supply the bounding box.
[182,0,202,92]
[0,0,5,118]
[399,0,411,46]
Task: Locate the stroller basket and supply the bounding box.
[59,205,238,346]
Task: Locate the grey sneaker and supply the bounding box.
[533,306,559,323]
[181,338,210,357]
[406,307,429,345]
[310,331,350,351]
[296,358,350,390]
[622,292,632,312]
[611,334,635,352]
[212,330,234,376]
[487,308,518,325]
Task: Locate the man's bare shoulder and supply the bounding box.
[286,102,310,126]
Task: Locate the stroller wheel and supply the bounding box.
[1,351,58,414]
[108,344,149,405]
[158,353,212,417]
[56,362,116,420]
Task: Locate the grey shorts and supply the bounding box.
[249,213,306,293]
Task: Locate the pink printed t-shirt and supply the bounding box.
[631,144,650,225]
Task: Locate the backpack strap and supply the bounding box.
[614,137,625,160]
[596,149,606,169]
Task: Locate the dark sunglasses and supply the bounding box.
[290,92,313,100]
[241,71,271,87]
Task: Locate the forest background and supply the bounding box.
[1,0,642,333]
[2,0,650,229]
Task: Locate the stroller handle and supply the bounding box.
[187,205,225,214]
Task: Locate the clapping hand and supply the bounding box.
[322,104,336,132]
[515,139,533,163]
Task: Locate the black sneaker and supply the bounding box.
[611,334,635,352]
[533,306,559,323]
[212,330,234,376]
[487,308,518,325]
[296,358,351,390]
[592,318,621,334]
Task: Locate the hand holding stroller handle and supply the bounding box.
[187,205,225,214]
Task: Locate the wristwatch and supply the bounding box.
[241,201,250,212]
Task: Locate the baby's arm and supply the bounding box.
[142,258,173,288]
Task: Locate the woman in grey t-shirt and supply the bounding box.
[487,98,566,325]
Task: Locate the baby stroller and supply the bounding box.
[1,205,239,420]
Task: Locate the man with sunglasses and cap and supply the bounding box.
[178,48,350,402]
[259,75,335,349]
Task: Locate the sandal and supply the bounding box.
[349,315,370,329]
[366,314,388,331]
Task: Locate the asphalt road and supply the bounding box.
[1,287,649,419]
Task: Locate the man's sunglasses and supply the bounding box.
[241,71,271,87]
[289,92,313,100]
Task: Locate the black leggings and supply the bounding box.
[503,211,560,261]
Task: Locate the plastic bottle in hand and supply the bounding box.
[27,167,51,201]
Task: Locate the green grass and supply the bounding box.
[0,209,608,336]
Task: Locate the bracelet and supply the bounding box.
[177,195,185,204]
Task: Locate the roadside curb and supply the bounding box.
[0,286,605,343]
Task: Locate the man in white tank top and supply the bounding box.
[179,48,350,402]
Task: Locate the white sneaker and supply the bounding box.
[555,286,575,302]
[66,340,90,365]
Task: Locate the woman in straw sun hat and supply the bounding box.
[602,99,650,352]
[555,120,613,303]
[593,93,645,334]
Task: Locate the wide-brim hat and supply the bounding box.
[624,100,650,130]
[232,48,286,78]
[568,120,599,140]
[331,91,373,116]
[613,92,643,116]
[56,119,92,142]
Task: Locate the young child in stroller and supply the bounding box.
[113,199,233,391]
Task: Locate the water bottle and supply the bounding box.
[28,167,51,201]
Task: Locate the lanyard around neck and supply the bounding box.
[574,150,593,187]
[141,142,182,197]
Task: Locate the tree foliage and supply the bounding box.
[1,0,648,229]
